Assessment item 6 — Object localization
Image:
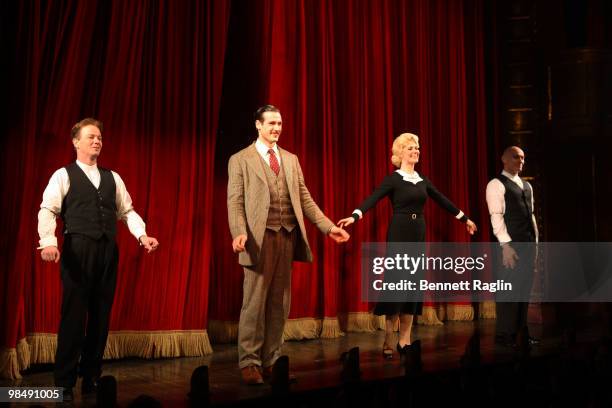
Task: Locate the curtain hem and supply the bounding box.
[418,305,445,325]
[479,300,496,319]
[345,312,385,332]
[208,317,348,344]
[320,317,345,338]
[0,330,212,380]
[446,304,475,321]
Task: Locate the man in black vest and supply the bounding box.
[486,146,539,347]
[38,118,159,401]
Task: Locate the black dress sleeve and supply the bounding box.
[424,177,467,222]
[351,174,395,222]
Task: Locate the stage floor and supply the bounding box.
[3,320,562,406]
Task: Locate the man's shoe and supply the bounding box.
[81,376,99,395]
[62,387,74,402]
[241,365,264,385]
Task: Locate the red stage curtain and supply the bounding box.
[208,0,491,341]
[0,0,230,379]
[1,0,492,379]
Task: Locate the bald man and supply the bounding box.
[486,146,539,347]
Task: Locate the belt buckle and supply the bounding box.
[411,213,417,220]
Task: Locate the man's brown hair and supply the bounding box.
[71,118,103,140]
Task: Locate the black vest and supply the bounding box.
[61,163,117,240]
[497,175,535,242]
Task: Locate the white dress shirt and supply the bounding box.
[255,139,281,167]
[485,170,538,244]
[38,160,147,248]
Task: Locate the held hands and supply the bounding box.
[139,235,160,253]
[466,219,478,235]
[232,234,248,253]
[502,244,519,269]
[41,246,60,263]
[336,217,355,229]
[328,226,350,243]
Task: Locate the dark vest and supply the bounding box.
[259,155,297,232]
[497,174,535,242]
[61,163,117,240]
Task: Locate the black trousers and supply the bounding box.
[54,234,118,387]
[495,243,536,338]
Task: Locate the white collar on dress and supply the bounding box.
[396,169,423,185]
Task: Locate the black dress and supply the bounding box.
[352,170,466,316]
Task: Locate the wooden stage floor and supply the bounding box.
[3,319,570,406]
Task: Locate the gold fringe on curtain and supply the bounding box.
[0,347,21,380]
[320,317,344,338]
[283,318,322,340]
[27,333,56,364]
[103,330,212,359]
[445,304,474,321]
[345,312,385,332]
[479,301,496,319]
[209,317,346,343]
[0,330,212,380]
[417,305,444,325]
[16,338,30,371]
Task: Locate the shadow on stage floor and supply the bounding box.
[3,319,611,407]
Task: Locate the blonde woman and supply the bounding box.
[338,133,477,359]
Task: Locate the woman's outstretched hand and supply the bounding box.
[337,217,355,228]
[466,219,477,235]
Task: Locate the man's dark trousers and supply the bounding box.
[54,234,118,387]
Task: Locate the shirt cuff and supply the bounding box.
[133,228,147,242]
[455,210,468,222]
[38,236,58,249]
[497,234,512,245]
[352,209,363,219]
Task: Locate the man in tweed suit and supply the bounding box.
[227,105,349,385]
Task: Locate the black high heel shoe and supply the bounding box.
[397,343,411,355]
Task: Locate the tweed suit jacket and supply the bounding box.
[227,143,334,267]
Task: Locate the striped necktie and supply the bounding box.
[268,149,280,175]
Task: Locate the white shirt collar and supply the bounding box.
[501,170,521,182]
[396,169,423,185]
[76,159,98,173]
[501,170,524,189]
[255,139,279,157]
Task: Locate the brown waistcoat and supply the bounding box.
[259,155,297,232]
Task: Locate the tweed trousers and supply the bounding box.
[238,228,297,369]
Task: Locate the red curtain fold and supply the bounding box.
[1,0,230,373]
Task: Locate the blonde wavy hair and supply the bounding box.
[391,133,419,168]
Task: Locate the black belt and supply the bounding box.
[394,212,423,220]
